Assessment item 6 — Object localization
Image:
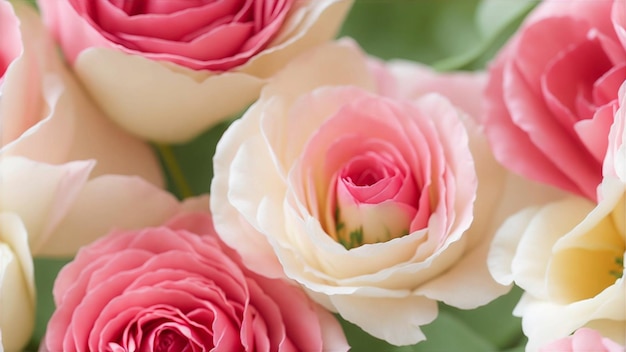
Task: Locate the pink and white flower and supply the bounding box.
[38,0,354,142]
[211,40,561,345]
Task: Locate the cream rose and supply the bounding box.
[38,0,354,143]
[0,212,35,351]
[488,83,626,350]
[211,41,562,346]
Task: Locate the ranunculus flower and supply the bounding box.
[211,40,563,345]
[44,212,348,352]
[488,85,626,350]
[37,0,354,142]
[0,212,35,351]
[540,328,625,352]
[482,0,626,200]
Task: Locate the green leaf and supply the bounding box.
[154,118,235,199]
[339,0,482,66]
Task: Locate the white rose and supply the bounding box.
[0,212,35,351]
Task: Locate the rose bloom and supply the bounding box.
[211,40,563,345]
[483,0,626,200]
[0,212,34,351]
[539,328,625,352]
[488,84,626,350]
[44,212,348,352]
[37,0,354,142]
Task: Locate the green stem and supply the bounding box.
[155,143,194,199]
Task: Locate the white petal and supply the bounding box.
[330,292,438,346]
[74,48,264,143]
[0,212,35,351]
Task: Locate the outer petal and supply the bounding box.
[0,212,35,351]
[0,156,208,257]
[43,177,210,256]
[330,293,438,346]
[74,49,264,143]
[370,59,487,119]
[0,157,94,253]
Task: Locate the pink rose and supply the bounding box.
[209,40,561,345]
[483,0,626,200]
[44,212,348,352]
[37,0,354,142]
[539,328,624,352]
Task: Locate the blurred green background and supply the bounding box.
[28,1,537,351]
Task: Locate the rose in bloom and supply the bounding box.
[539,328,625,352]
[210,41,562,345]
[482,0,626,200]
[488,84,626,350]
[37,0,354,142]
[44,212,348,352]
[0,212,34,351]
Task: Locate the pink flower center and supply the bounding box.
[155,329,190,352]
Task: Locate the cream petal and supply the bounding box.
[74,48,265,143]
[0,157,94,252]
[417,232,509,309]
[0,212,35,351]
[488,207,541,286]
[259,40,375,105]
[40,176,207,257]
[375,59,488,119]
[211,112,285,278]
[511,198,595,299]
[239,0,355,78]
[519,280,626,351]
[330,293,438,346]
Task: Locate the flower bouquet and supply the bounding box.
[1,0,624,351]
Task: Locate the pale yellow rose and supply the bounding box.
[489,85,626,350]
[0,212,34,351]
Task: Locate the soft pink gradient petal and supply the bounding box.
[0,0,21,81]
[482,0,625,200]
